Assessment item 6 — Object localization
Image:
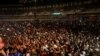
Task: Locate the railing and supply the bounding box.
[0,14,99,21]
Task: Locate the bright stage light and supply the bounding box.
[52,12,61,15]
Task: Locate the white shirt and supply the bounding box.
[26,53,30,56]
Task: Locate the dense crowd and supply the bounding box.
[0,20,100,56]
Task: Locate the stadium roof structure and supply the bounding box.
[0,0,99,21]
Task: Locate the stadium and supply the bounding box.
[0,0,100,56]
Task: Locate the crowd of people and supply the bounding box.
[0,20,100,56]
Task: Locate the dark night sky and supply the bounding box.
[0,0,99,7]
[0,0,79,4]
[0,0,19,4]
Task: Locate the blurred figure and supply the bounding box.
[0,37,6,56]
